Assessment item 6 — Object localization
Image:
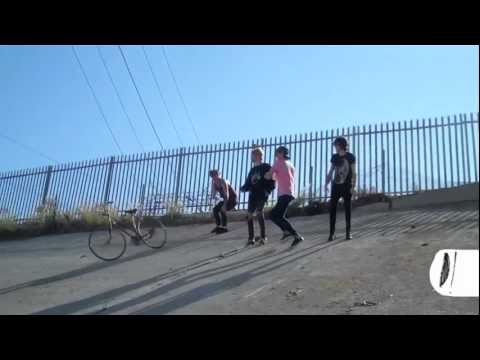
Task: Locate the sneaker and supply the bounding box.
[211,226,220,233]
[346,232,352,240]
[216,227,228,234]
[280,231,292,241]
[328,234,335,242]
[246,238,256,246]
[290,235,304,248]
[258,237,268,246]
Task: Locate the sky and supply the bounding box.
[0,45,478,173]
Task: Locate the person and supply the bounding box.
[265,146,304,248]
[325,136,357,241]
[209,169,237,234]
[240,147,275,246]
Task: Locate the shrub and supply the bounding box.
[77,204,117,228]
[0,217,18,233]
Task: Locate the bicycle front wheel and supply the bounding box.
[138,217,167,249]
[88,227,127,261]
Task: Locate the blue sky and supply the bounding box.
[0,45,478,172]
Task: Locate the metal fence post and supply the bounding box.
[41,166,53,206]
[309,165,313,200]
[103,156,115,204]
[174,148,184,206]
[381,149,385,193]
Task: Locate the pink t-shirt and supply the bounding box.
[272,159,295,197]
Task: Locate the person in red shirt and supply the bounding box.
[209,170,237,234]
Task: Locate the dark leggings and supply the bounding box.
[270,195,298,236]
[213,201,227,227]
[247,194,267,239]
[329,183,352,235]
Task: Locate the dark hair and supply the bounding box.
[275,146,290,160]
[209,169,219,177]
[333,137,348,150]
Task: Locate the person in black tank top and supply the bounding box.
[325,137,357,241]
[209,169,237,234]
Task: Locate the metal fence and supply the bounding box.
[1,112,478,222]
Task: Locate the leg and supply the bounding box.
[258,210,266,239]
[344,187,352,238]
[221,209,227,227]
[247,213,255,240]
[213,202,223,226]
[270,199,286,232]
[276,195,298,236]
[247,194,256,240]
[256,198,267,239]
[329,186,341,236]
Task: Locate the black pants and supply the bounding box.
[213,198,236,227]
[247,193,267,239]
[270,195,298,236]
[329,183,352,235]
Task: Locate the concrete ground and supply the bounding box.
[0,201,478,315]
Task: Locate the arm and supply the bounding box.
[221,179,229,202]
[210,181,217,200]
[350,163,357,191]
[325,164,334,188]
[240,169,252,192]
[264,163,275,180]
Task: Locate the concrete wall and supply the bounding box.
[391,183,479,210]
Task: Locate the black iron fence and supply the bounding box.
[1,112,478,222]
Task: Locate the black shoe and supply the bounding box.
[211,226,220,233]
[280,232,292,241]
[246,238,256,246]
[290,235,304,248]
[258,237,268,246]
[346,232,352,240]
[216,227,228,234]
[328,234,335,242]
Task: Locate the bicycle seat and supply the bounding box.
[123,208,137,215]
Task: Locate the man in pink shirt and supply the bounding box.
[265,146,304,248]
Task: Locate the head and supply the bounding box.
[333,137,348,154]
[251,147,264,163]
[275,146,290,161]
[209,169,220,181]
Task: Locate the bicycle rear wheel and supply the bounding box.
[88,227,127,261]
[138,217,167,249]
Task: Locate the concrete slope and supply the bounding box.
[0,201,478,315]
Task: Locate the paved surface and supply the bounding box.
[0,201,478,315]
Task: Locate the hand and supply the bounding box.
[350,186,356,195]
[221,203,227,212]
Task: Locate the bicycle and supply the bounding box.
[88,201,167,261]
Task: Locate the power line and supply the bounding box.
[141,46,184,146]
[161,45,201,144]
[96,46,145,153]
[117,45,164,150]
[71,46,123,155]
[0,132,59,164]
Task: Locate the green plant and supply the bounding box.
[0,217,18,233]
[165,201,184,218]
[35,197,60,231]
[77,204,117,227]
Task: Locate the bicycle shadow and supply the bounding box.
[34,234,339,315]
[0,223,246,296]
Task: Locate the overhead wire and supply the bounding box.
[141,46,184,147]
[71,46,123,155]
[0,132,59,164]
[161,45,201,144]
[96,46,145,153]
[117,45,164,150]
